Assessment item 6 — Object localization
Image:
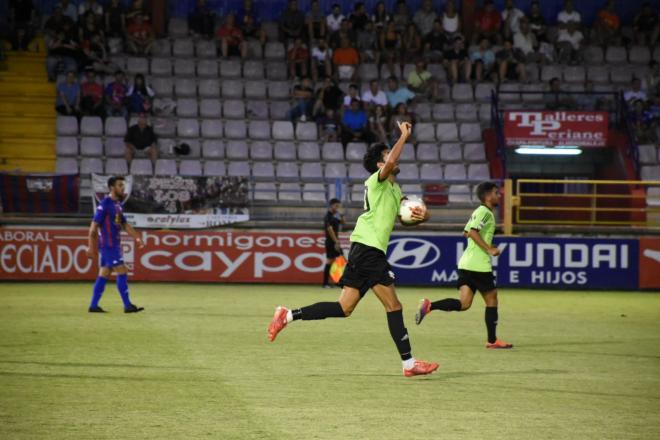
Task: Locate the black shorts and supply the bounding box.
[325,241,342,259]
[457,269,496,294]
[339,242,394,297]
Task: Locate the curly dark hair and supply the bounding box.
[363,143,389,174]
[476,181,498,202]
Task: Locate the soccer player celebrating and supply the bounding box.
[268,122,439,377]
[86,176,145,313]
[322,198,344,288]
[415,181,513,349]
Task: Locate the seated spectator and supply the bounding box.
[469,38,496,82]
[313,77,343,117]
[473,0,501,45]
[45,13,80,82]
[328,18,355,50]
[501,0,525,40]
[356,20,379,63]
[287,37,309,79]
[105,70,128,118]
[576,80,601,111]
[624,78,648,103]
[413,0,437,38]
[634,2,659,46]
[311,39,332,82]
[188,0,216,39]
[423,20,448,62]
[361,79,388,113]
[380,21,401,78]
[341,99,372,146]
[385,76,415,108]
[528,1,547,42]
[306,0,327,42]
[544,77,576,110]
[514,18,540,64]
[496,39,526,83]
[401,22,423,64]
[125,0,146,26]
[57,0,78,23]
[105,0,126,39]
[55,70,80,116]
[124,112,158,164]
[643,61,660,100]
[592,0,621,46]
[9,0,36,51]
[288,77,314,122]
[370,105,388,143]
[332,37,360,82]
[327,4,345,36]
[317,108,341,142]
[238,0,267,46]
[556,21,583,64]
[279,0,305,42]
[342,83,361,108]
[217,13,247,59]
[126,73,154,115]
[557,0,581,30]
[441,1,461,39]
[79,11,105,46]
[80,67,104,117]
[407,60,439,100]
[629,99,655,143]
[444,36,470,84]
[350,2,370,35]
[371,1,390,30]
[392,1,410,33]
[388,103,415,144]
[78,0,103,26]
[126,13,154,55]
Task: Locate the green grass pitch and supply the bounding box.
[1,282,659,440]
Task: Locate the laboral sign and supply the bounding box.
[503,111,609,147]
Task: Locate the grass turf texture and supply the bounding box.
[0,283,659,440]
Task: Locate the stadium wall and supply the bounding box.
[1,226,659,290]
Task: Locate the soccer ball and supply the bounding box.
[399,196,426,224]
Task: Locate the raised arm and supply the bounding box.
[379,121,411,181]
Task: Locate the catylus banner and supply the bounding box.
[503,111,609,147]
[0,173,79,214]
[92,174,249,229]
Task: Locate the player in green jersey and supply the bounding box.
[268,122,439,377]
[415,181,513,349]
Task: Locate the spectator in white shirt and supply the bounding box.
[311,39,332,82]
[502,0,525,39]
[513,18,539,63]
[342,83,361,108]
[624,78,648,103]
[557,21,583,64]
[326,4,344,33]
[557,0,581,29]
[361,79,388,113]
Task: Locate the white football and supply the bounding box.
[399,196,426,224]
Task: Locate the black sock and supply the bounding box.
[485,307,498,343]
[386,310,412,361]
[322,264,331,286]
[430,298,462,311]
[292,302,345,321]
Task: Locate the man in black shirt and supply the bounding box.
[323,198,344,288]
[124,113,158,164]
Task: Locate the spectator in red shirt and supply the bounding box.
[473,0,502,45]
[332,37,360,82]
[126,13,154,55]
[288,37,310,79]
[217,13,247,59]
[81,67,105,118]
[592,0,621,46]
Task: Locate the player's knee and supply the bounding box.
[340,304,354,317]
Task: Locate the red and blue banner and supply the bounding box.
[0,173,79,214]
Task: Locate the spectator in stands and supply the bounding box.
[441,1,461,39]
[105,0,126,39]
[311,39,332,82]
[497,39,526,83]
[279,0,305,42]
[514,18,540,64]
[544,77,576,110]
[401,22,423,64]
[313,77,343,117]
[9,0,35,51]
[556,21,583,65]
[327,4,345,35]
[576,80,600,111]
[501,0,525,40]
[341,98,371,146]
[388,103,414,144]
[361,79,388,114]
[288,77,314,122]
[188,0,216,39]
[350,2,370,35]
[45,13,80,82]
[79,0,103,23]
[342,83,361,108]
[385,76,415,108]
[528,1,547,42]
[125,0,146,26]
[328,18,355,50]
[624,78,648,103]
[407,60,439,101]
[124,112,158,164]
[79,10,105,45]
[55,70,80,116]
[370,105,388,143]
[629,99,655,143]
[332,37,360,82]
[423,19,447,63]
[371,1,390,30]
[105,69,128,118]
[317,108,341,142]
[306,0,327,42]
[80,67,104,117]
[473,0,501,45]
[126,73,154,114]
[592,0,621,47]
[444,35,470,84]
[380,21,401,78]
[557,0,581,30]
[392,0,410,33]
[217,13,247,59]
[357,20,379,63]
[644,61,660,100]
[238,0,267,46]
[287,37,309,79]
[413,0,437,37]
[57,0,77,23]
[469,38,496,82]
[126,13,154,55]
[634,2,659,46]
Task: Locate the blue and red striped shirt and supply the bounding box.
[93,196,126,251]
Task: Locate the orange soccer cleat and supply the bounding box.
[486,339,513,349]
[403,360,440,377]
[268,306,289,342]
[415,298,432,325]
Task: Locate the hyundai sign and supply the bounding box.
[387,235,639,290]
